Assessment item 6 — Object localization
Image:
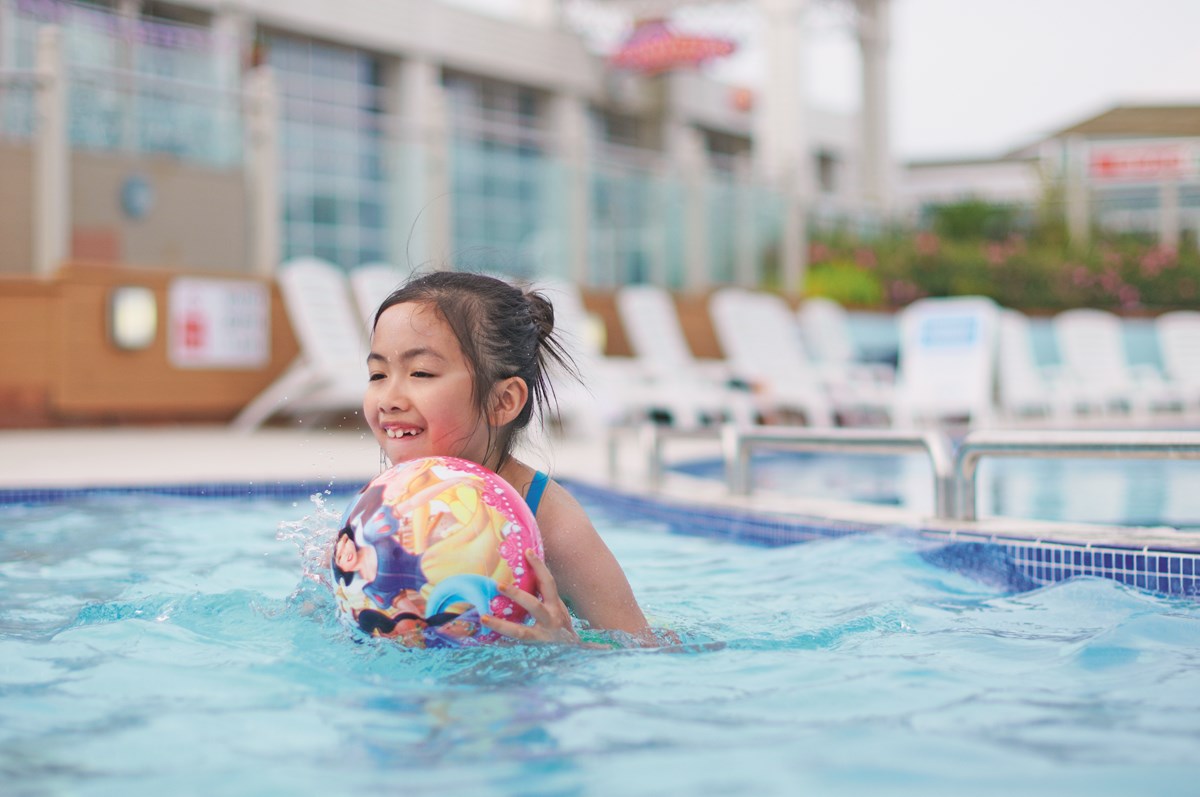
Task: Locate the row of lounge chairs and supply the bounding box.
[234,257,1200,433]
[231,258,403,431]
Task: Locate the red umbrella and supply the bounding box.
[608,18,737,75]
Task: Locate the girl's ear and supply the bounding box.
[489,376,529,427]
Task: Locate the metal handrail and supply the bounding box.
[606,423,723,489]
[955,429,1200,520]
[622,423,1200,528]
[722,425,956,518]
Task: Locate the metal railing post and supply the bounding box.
[722,423,750,496]
[955,430,1200,521]
[720,426,955,517]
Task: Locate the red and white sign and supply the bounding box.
[1088,140,1200,182]
[168,278,269,369]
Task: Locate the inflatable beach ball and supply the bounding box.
[330,456,543,648]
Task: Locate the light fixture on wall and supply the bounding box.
[108,286,158,351]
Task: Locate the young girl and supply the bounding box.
[363,270,652,645]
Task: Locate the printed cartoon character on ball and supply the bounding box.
[331,457,543,647]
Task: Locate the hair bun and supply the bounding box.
[526,290,556,341]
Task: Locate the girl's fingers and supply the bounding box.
[523,549,561,604]
[481,613,535,641]
[482,611,576,644]
[485,555,579,645]
[496,581,554,626]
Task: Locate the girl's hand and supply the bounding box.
[481,550,580,645]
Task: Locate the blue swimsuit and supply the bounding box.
[526,470,549,516]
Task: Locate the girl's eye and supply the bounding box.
[368,373,385,382]
[410,370,434,378]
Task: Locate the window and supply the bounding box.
[442,72,548,277]
[266,33,389,270]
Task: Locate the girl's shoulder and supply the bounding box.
[531,476,593,537]
[500,459,591,533]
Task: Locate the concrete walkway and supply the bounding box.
[0,425,618,489]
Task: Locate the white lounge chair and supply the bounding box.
[1053,308,1179,418]
[798,296,896,388]
[232,257,367,431]
[615,283,757,428]
[996,308,1079,421]
[350,262,410,329]
[532,278,648,437]
[709,287,838,426]
[892,295,1000,428]
[1155,310,1200,413]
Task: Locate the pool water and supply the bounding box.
[1,491,1198,796]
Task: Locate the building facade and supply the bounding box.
[902,104,1200,251]
[0,0,892,290]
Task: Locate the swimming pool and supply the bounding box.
[2,485,1198,795]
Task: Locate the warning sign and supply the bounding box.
[168,278,269,369]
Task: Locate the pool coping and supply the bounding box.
[2,425,1198,598]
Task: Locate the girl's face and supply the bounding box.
[364,301,492,467]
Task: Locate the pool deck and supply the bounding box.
[0,424,612,490]
[4,422,1199,555]
[0,425,383,490]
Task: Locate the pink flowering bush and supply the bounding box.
[805,201,1200,313]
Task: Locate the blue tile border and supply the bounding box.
[916,535,1200,597]
[997,539,1200,596]
[0,480,365,505]
[3,476,1197,600]
[560,478,877,548]
[562,479,1200,599]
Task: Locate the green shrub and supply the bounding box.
[927,198,1022,241]
[804,260,883,307]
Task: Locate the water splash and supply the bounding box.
[276,491,344,593]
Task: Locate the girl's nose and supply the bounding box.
[377,380,410,412]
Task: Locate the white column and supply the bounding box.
[1064,135,1090,248]
[856,0,893,215]
[668,120,710,290]
[117,0,141,153]
[34,26,68,277]
[0,0,11,71]
[780,192,807,296]
[548,91,591,284]
[244,65,280,275]
[394,56,450,269]
[734,154,757,288]
[212,4,250,89]
[1159,180,1181,252]
[212,5,250,166]
[754,0,808,295]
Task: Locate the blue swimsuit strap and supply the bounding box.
[525,470,549,516]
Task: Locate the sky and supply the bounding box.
[449,0,1200,161]
[848,0,1200,160]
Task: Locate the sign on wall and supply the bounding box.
[168,278,269,369]
[1088,139,1200,182]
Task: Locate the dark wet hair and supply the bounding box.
[372,270,578,468]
